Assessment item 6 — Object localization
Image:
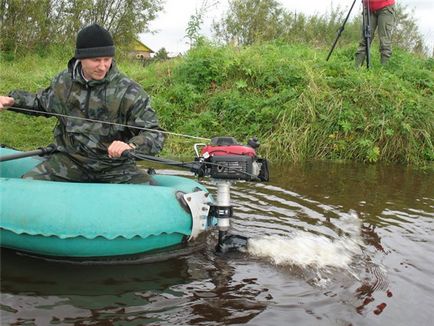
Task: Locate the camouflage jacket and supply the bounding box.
[10,58,164,171]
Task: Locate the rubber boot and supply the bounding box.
[381,55,391,65]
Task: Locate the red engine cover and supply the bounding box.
[200,145,257,157]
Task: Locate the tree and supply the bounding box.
[392,4,427,55]
[212,0,428,56]
[185,0,219,48]
[154,47,169,61]
[0,0,163,54]
[0,0,61,53]
[213,0,288,46]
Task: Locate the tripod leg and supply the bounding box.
[354,2,374,68]
[326,0,357,61]
[364,1,372,68]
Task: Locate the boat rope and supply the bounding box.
[5,106,211,141]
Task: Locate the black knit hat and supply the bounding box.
[75,24,115,59]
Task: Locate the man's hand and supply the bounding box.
[0,96,14,111]
[108,140,134,158]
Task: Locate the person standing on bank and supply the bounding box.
[0,24,164,183]
[354,0,396,66]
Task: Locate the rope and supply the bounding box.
[6,106,211,141]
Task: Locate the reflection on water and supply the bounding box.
[1,161,433,325]
[1,246,268,325]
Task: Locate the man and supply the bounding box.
[354,0,396,66]
[0,24,164,183]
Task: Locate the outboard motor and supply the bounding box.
[124,135,270,254]
[193,137,269,252]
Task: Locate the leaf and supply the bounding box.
[235,80,248,89]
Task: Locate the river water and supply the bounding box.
[1,161,433,325]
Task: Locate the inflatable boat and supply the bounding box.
[0,147,214,258]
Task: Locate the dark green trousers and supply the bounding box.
[355,4,395,66]
[22,152,151,184]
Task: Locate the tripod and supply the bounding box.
[326,0,372,69]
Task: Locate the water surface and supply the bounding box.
[1,161,433,325]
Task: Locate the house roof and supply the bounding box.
[131,39,154,53]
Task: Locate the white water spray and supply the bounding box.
[247,212,363,269]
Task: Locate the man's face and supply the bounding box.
[80,57,113,80]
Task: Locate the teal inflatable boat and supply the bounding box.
[0,147,214,258]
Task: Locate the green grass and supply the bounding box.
[1,42,433,165]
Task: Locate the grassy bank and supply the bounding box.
[0,43,433,165]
